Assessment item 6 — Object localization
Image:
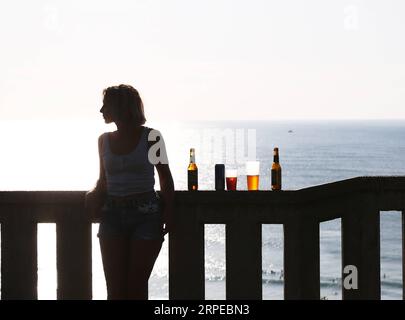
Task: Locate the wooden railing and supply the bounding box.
[0,176,404,300]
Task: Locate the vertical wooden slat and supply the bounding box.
[1,205,37,299]
[403,210,405,300]
[169,204,205,299]
[56,205,92,299]
[342,195,380,300]
[284,215,320,300]
[226,214,262,299]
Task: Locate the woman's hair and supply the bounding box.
[103,84,146,125]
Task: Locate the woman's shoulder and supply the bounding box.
[98,131,111,142]
[143,125,162,136]
[143,125,154,132]
[98,131,116,148]
[144,126,166,139]
[97,132,109,154]
[143,125,164,133]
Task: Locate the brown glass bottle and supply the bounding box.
[188,148,198,191]
[271,147,282,191]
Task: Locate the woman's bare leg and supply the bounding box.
[127,238,163,300]
[99,236,129,299]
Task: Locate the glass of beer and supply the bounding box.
[226,168,238,191]
[246,161,260,191]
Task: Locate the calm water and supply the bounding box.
[0,119,404,299]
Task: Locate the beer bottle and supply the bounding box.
[271,147,282,191]
[188,148,198,191]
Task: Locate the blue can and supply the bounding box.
[215,164,225,191]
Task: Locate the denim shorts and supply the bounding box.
[97,191,164,242]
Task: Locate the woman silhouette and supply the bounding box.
[85,84,174,300]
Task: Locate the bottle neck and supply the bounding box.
[190,152,195,164]
[273,154,279,163]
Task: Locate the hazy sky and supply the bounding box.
[0,0,404,121]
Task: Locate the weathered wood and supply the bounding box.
[226,209,262,299]
[284,214,320,300]
[403,210,405,300]
[1,177,405,208]
[378,191,405,211]
[0,205,37,299]
[342,194,380,300]
[169,203,205,299]
[56,205,92,299]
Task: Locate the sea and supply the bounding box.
[0,119,404,300]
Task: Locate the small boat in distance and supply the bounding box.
[288,130,293,133]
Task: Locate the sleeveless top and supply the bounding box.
[102,126,155,196]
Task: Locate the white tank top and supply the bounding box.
[102,126,155,196]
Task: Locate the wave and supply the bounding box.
[205,271,402,292]
[380,280,403,289]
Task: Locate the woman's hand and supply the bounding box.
[155,161,175,237]
[85,189,99,209]
[162,208,174,235]
[85,189,105,220]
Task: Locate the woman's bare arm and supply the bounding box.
[95,134,107,192]
[155,162,175,234]
[85,134,107,212]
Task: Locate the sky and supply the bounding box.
[0,0,404,121]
